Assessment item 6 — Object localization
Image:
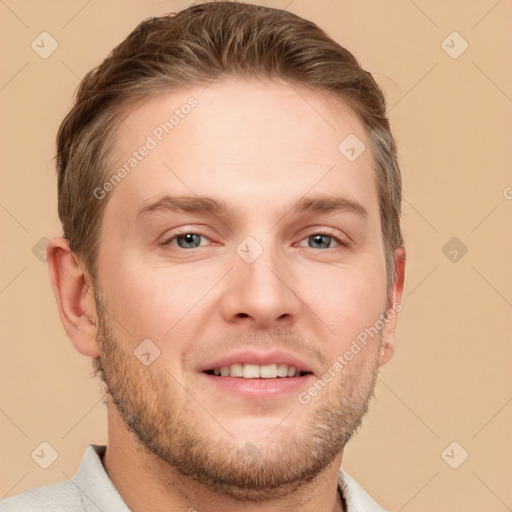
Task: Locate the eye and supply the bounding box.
[163,231,347,251]
[297,233,345,250]
[167,232,209,249]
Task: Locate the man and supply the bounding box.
[1,1,405,511]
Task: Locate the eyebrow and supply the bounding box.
[136,194,369,221]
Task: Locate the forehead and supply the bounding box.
[104,78,379,221]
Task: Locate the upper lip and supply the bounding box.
[199,349,315,375]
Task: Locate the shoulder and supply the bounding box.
[0,480,84,512]
[0,445,125,512]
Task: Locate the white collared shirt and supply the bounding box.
[0,445,387,511]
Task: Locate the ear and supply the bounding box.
[47,236,100,357]
[378,246,406,366]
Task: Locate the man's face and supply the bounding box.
[93,78,391,499]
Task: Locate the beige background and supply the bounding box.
[1,1,511,510]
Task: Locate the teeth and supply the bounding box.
[212,363,303,378]
[243,364,260,378]
[230,363,243,377]
[260,364,277,379]
[277,364,288,377]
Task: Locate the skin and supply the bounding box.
[48,78,405,512]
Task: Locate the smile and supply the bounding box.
[204,363,311,378]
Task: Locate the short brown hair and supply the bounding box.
[56,0,403,291]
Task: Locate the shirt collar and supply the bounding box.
[338,468,387,512]
[74,445,386,512]
[72,445,129,511]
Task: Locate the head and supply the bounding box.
[49,1,405,502]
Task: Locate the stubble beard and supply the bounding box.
[92,289,381,502]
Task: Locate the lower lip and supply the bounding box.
[199,372,315,399]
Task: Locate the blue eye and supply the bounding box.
[171,233,207,249]
[164,231,345,251]
[299,233,342,249]
[310,234,336,249]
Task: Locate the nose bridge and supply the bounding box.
[221,234,299,325]
[239,236,282,290]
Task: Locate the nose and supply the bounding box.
[220,239,301,329]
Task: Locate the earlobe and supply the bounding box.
[378,246,406,366]
[379,340,394,365]
[47,236,100,357]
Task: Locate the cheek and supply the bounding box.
[298,260,387,347]
[98,253,220,341]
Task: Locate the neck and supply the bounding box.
[103,407,346,512]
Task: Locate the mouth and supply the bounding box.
[198,351,316,399]
[203,363,312,378]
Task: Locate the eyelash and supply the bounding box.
[163,230,348,250]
